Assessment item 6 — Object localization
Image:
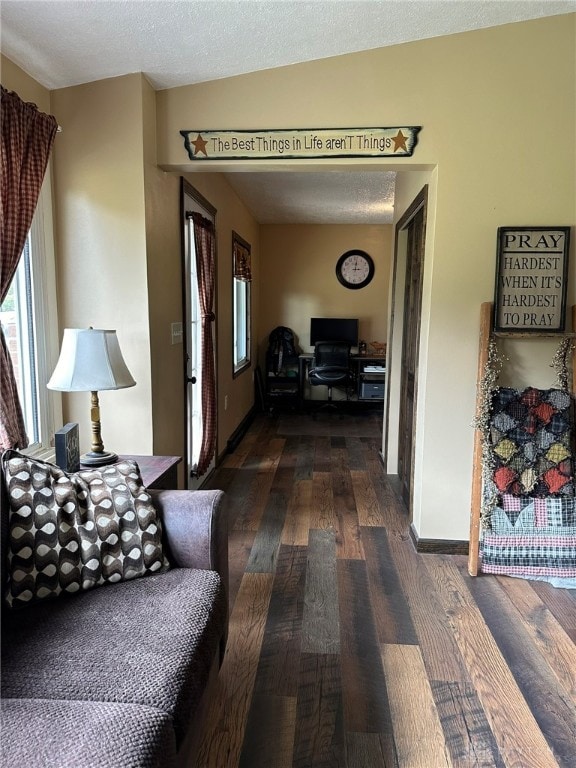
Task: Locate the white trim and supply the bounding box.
[17,173,62,457]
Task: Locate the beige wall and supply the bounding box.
[50,74,154,458]
[1,65,154,461]
[157,14,575,540]
[2,59,261,478]
[259,223,389,358]
[142,77,185,470]
[3,13,575,540]
[49,75,262,469]
[1,54,50,110]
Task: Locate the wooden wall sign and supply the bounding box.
[493,226,570,333]
[180,126,421,161]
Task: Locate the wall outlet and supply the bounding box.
[171,322,183,345]
[224,395,228,411]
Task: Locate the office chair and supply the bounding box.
[308,341,354,411]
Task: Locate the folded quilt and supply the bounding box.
[481,495,576,579]
[489,387,574,497]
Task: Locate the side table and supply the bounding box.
[117,455,182,490]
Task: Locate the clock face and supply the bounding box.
[336,250,375,289]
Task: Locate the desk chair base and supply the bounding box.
[311,385,351,417]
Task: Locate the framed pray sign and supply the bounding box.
[493,226,570,333]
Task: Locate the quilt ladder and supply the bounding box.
[468,303,576,576]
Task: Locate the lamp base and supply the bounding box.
[80,451,118,467]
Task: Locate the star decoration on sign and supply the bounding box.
[392,130,408,153]
[192,133,208,156]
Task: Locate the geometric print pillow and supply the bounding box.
[2,451,169,609]
[489,387,575,497]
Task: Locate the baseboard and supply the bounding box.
[410,523,469,555]
[226,406,256,454]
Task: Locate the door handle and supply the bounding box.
[185,352,196,384]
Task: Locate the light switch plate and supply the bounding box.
[171,322,183,345]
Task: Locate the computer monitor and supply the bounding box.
[310,317,359,347]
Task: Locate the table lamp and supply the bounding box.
[48,328,136,466]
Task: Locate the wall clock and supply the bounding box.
[335,249,375,289]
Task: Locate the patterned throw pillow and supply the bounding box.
[2,451,169,608]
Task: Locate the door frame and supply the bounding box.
[180,178,218,488]
[384,185,428,518]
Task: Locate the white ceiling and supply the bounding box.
[2,0,573,224]
[224,170,397,224]
[2,1,573,92]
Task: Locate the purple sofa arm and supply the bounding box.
[149,489,228,597]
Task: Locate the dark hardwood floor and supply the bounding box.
[192,410,576,768]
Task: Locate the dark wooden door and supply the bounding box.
[397,193,426,510]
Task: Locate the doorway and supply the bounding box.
[182,180,217,489]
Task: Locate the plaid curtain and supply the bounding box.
[0,87,58,450]
[191,212,217,477]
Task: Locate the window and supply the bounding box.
[0,180,61,456]
[232,232,252,376]
[234,278,250,370]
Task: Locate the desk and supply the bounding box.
[299,353,386,403]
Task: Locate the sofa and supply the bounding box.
[0,454,228,768]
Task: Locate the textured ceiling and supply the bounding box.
[224,171,397,224]
[1,0,573,91]
[2,0,573,224]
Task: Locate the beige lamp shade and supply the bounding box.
[47,328,135,466]
[47,328,136,392]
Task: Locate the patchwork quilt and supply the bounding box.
[481,387,576,582]
[489,387,574,497]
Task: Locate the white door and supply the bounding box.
[183,184,216,489]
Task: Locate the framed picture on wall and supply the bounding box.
[493,226,570,333]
